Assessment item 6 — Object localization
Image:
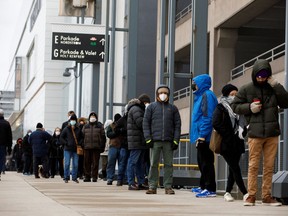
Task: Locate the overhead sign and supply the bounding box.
[51,32,108,63]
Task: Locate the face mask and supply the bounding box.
[70,120,76,126]
[159,93,167,102]
[90,117,96,123]
[55,131,60,136]
[28,132,32,136]
[191,83,197,93]
[145,103,150,108]
[227,96,235,104]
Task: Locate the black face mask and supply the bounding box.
[191,83,197,91]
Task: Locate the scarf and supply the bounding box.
[219,96,238,134]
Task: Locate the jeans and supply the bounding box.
[23,154,33,174]
[106,146,129,182]
[148,141,173,189]
[247,136,278,198]
[0,146,6,173]
[127,149,146,185]
[64,150,79,180]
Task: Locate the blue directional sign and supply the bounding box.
[52,32,108,63]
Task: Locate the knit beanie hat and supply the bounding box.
[70,114,77,121]
[256,69,269,78]
[221,84,238,97]
[114,113,121,122]
[36,123,43,129]
[138,94,151,103]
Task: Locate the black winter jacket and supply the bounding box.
[0,116,12,148]
[143,101,181,143]
[60,125,83,152]
[127,99,147,150]
[212,104,245,155]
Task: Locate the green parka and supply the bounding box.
[231,59,288,138]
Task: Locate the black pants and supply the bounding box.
[222,152,247,195]
[197,142,216,192]
[33,155,49,177]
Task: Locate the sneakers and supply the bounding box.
[116,181,123,186]
[64,179,68,183]
[138,184,149,190]
[72,179,79,183]
[128,184,139,190]
[243,195,256,206]
[146,188,157,194]
[83,178,91,182]
[165,188,175,195]
[107,180,113,185]
[191,187,202,193]
[195,189,216,198]
[224,192,234,202]
[262,196,282,206]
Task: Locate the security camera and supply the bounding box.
[63,68,72,77]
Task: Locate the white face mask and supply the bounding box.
[145,103,150,108]
[159,93,167,102]
[90,117,96,123]
[28,132,32,136]
[55,131,60,136]
[70,120,76,126]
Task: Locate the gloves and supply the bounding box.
[238,126,244,140]
[267,76,278,87]
[7,146,12,155]
[195,138,205,149]
[171,140,179,150]
[146,139,154,148]
[250,102,262,113]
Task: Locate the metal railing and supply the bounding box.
[231,43,285,80]
[175,3,192,23]
[173,86,190,101]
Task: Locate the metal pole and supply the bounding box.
[159,0,166,85]
[74,64,78,113]
[109,0,116,119]
[167,0,176,103]
[283,0,288,170]
[103,0,110,120]
[78,8,85,117]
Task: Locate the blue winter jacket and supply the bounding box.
[190,74,218,144]
[29,129,52,157]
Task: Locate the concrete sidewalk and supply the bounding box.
[0,172,287,216]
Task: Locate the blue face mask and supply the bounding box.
[70,120,76,126]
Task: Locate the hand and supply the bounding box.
[171,140,179,150]
[146,139,153,148]
[250,102,262,113]
[7,146,12,155]
[195,138,205,149]
[267,76,278,87]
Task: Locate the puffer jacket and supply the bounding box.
[231,59,288,138]
[106,122,122,148]
[0,116,12,147]
[143,85,181,143]
[190,74,218,144]
[60,125,83,152]
[29,129,52,157]
[82,121,106,150]
[127,98,147,150]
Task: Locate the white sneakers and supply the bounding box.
[224,192,234,202]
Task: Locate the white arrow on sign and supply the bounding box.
[99,52,105,59]
[100,38,105,46]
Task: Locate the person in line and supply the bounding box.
[82,112,106,182]
[231,59,288,206]
[22,130,33,175]
[77,117,87,179]
[29,123,52,179]
[106,113,128,186]
[0,109,12,181]
[61,110,75,131]
[60,114,84,183]
[101,119,113,181]
[212,84,248,202]
[12,138,24,173]
[190,74,218,198]
[49,127,64,178]
[143,85,181,195]
[126,94,151,190]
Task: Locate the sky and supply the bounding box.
[0,0,23,90]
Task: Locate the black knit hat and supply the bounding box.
[138,94,150,103]
[114,113,121,122]
[36,123,43,129]
[221,84,238,97]
[70,114,77,121]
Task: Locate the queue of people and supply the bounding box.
[0,60,286,207]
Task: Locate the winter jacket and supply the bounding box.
[143,85,181,143]
[115,113,128,149]
[106,122,122,148]
[49,134,63,158]
[60,125,84,152]
[22,134,32,156]
[213,104,245,155]
[82,121,106,151]
[190,74,218,144]
[127,99,147,150]
[29,129,52,157]
[0,116,12,148]
[231,59,288,138]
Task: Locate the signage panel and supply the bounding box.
[51,32,108,63]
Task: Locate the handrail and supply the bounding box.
[173,86,190,100]
[231,43,285,80]
[175,3,192,23]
